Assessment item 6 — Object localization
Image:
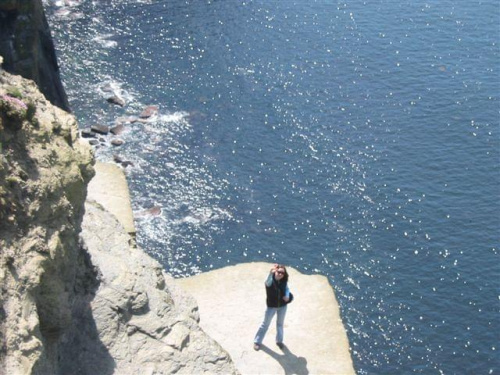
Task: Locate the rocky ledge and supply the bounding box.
[0,68,238,374]
[178,263,355,375]
[73,199,237,374]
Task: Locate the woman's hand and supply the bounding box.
[283,296,290,302]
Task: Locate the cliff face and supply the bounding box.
[0,70,238,375]
[0,1,239,373]
[0,0,70,111]
[0,69,94,374]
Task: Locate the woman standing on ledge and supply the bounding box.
[253,264,292,351]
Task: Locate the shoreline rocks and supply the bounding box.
[79,104,162,169]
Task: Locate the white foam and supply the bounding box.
[93,34,118,49]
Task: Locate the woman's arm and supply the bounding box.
[265,264,278,287]
[283,285,290,302]
[265,272,273,287]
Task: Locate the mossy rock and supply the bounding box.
[0,94,27,130]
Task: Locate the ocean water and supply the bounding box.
[44,0,499,373]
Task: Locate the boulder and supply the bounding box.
[110,124,125,135]
[90,124,109,135]
[106,95,125,107]
[81,128,96,138]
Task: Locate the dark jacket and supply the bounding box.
[265,274,288,308]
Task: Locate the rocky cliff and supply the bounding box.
[0,66,238,375]
[0,68,95,374]
[0,0,70,111]
[0,0,239,372]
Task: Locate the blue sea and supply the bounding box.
[45,0,499,373]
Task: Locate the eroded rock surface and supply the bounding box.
[0,69,238,374]
[75,201,238,375]
[0,70,94,374]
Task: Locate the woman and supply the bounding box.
[253,264,291,351]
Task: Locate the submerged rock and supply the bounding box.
[135,205,162,217]
[81,128,96,138]
[139,105,159,119]
[110,123,125,135]
[91,124,109,135]
[106,95,125,107]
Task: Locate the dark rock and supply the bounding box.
[113,154,123,163]
[107,96,125,107]
[91,124,109,135]
[81,129,96,138]
[88,139,99,146]
[121,161,134,168]
[111,139,124,147]
[139,105,159,119]
[0,1,70,111]
[110,124,125,135]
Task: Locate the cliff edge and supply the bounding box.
[0,67,238,374]
[178,263,355,375]
[0,69,94,374]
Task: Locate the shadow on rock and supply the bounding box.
[261,344,309,375]
[54,240,115,375]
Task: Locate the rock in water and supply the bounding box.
[139,105,159,119]
[107,95,125,107]
[90,124,109,135]
[110,124,125,135]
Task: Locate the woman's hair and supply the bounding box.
[276,264,289,283]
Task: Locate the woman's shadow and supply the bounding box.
[261,344,309,375]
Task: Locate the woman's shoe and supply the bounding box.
[253,343,261,351]
[276,342,284,350]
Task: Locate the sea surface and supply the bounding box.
[44,0,499,373]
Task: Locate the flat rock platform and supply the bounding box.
[177,263,355,375]
[87,161,135,235]
[86,162,354,374]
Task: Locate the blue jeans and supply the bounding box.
[254,305,287,345]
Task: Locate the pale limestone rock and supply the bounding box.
[0,70,238,374]
[70,201,238,374]
[177,263,356,375]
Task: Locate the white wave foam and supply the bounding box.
[93,34,118,49]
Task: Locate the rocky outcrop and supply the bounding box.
[0,70,94,374]
[178,263,355,375]
[0,2,238,373]
[0,70,238,374]
[0,0,70,111]
[69,200,237,374]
